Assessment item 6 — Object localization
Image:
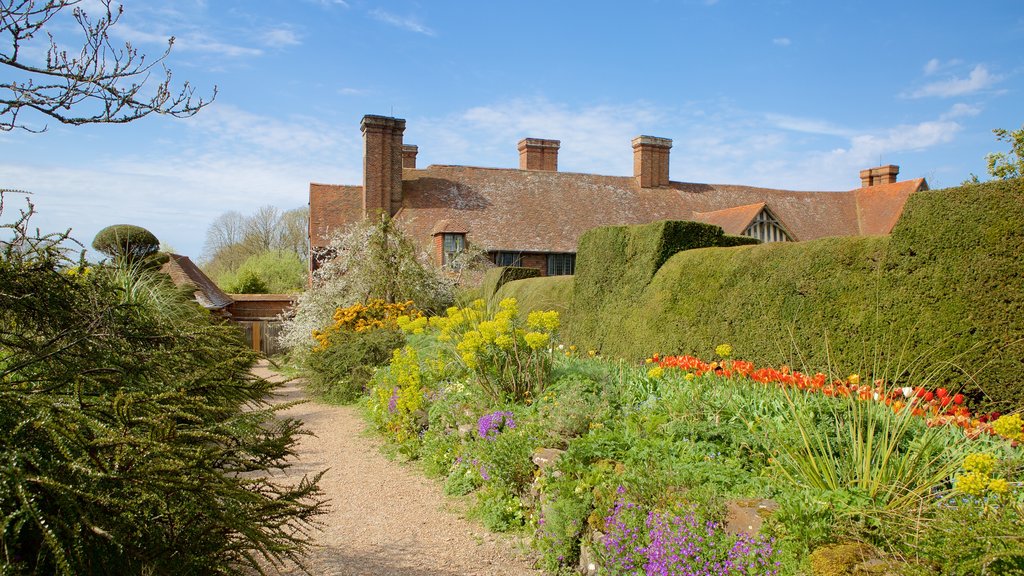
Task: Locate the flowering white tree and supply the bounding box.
[280,215,455,350]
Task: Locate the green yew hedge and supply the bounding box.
[498,178,1024,410]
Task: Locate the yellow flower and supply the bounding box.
[715,343,733,358]
[987,477,1011,495]
[523,331,550,350]
[647,366,664,379]
[588,350,597,357]
[963,453,997,475]
[955,471,989,496]
[992,414,1024,441]
[498,297,519,317]
[495,334,514,350]
[847,374,861,385]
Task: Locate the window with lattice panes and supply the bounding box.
[547,253,576,276]
[442,233,465,265]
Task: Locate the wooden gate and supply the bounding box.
[236,320,286,357]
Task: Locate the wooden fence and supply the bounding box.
[235,320,286,357]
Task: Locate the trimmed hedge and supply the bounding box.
[494,275,574,317]
[883,179,1024,409]
[560,179,1024,410]
[569,220,751,353]
[482,266,541,303]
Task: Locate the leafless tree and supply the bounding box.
[202,210,245,259]
[242,205,281,253]
[1,0,214,132]
[278,207,309,262]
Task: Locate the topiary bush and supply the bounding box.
[91,223,161,263]
[481,266,541,303]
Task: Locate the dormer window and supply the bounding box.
[442,233,465,265]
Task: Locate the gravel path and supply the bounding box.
[254,362,542,576]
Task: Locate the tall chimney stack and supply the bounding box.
[860,165,899,187]
[518,138,560,171]
[632,136,672,188]
[361,115,406,215]
[402,145,419,169]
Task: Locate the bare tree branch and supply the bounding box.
[1,0,215,132]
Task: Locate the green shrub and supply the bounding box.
[493,274,574,317]
[91,223,160,263]
[1,201,323,574]
[481,266,541,303]
[885,179,1024,410]
[302,327,405,403]
[567,220,741,353]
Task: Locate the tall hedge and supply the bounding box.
[482,266,541,303]
[883,179,1024,409]
[493,275,574,317]
[561,178,1024,410]
[569,221,736,353]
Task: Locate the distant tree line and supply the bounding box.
[201,205,308,294]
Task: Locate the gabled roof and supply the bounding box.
[310,165,928,255]
[691,203,767,236]
[854,178,927,236]
[161,254,233,310]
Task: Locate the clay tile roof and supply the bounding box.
[161,254,233,310]
[430,219,469,235]
[854,178,928,235]
[692,203,767,235]
[392,166,867,253]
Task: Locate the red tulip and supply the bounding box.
[953,393,965,405]
[937,388,948,398]
[924,391,934,402]
[916,387,927,398]
[940,396,952,407]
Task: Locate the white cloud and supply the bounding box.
[905,64,1001,98]
[262,26,302,47]
[117,23,262,57]
[764,113,854,137]
[940,102,982,120]
[339,87,370,96]
[772,37,791,46]
[415,99,663,175]
[368,9,435,36]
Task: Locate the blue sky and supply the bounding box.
[2,0,1022,258]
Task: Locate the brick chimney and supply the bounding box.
[859,165,899,187]
[361,114,406,215]
[518,138,560,171]
[632,136,672,188]
[402,145,418,169]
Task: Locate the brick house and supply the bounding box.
[309,115,928,276]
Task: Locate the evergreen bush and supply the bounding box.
[1,198,324,574]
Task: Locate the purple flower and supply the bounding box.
[602,489,780,575]
[387,387,399,413]
[477,410,516,440]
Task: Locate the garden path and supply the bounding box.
[254,361,541,576]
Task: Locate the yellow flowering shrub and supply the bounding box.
[448,298,558,402]
[312,299,420,352]
[955,452,1013,498]
[370,346,426,445]
[714,343,733,358]
[992,414,1024,441]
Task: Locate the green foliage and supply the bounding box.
[474,486,527,532]
[481,266,540,302]
[1,199,324,574]
[368,346,430,452]
[567,220,745,353]
[303,328,405,403]
[986,124,1024,180]
[885,180,1024,410]
[768,389,967,512]
[91,223,160,263]
[218,249,306,294]
[493,274,574,318]
[553,179,1024,410]
[227,268,270,293]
